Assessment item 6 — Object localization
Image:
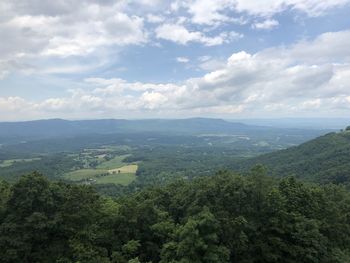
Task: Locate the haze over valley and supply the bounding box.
[1,1,350,262]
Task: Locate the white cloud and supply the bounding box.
[2,29,350,119]
[139,91,168,109]
[176,0,349,27]
[1,4,147,58]
[176,57,190,63]
[155,23,242,46]
[146,14,164,23]
[198,56,211,62]
[199,59,226,71]
[0,1,350,120]
[187,0,235,25]
[252,19,279,30]
[0,0,148,78]
[233,0,350,17]
[0,0,348,80]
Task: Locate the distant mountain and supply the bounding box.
[239,130,350,187]
[230,118,350,129]
[0,118,326,142]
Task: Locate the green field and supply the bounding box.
[96,154,130,169]
[0,158,41,168]
[84,145,131,153]
[108,164,138,174]
[64,168,137,186]
[94,173,136,186]
[64,153,137,186]
[64,169,108,181]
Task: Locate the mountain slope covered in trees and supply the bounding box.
[0,118,325,142]
[1,170,350,263]
[239,130,350,187]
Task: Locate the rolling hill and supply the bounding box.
[239,130,350,186]
[0,117,323,136]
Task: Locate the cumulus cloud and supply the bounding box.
[171,0,350,27]
[176,57,190,63]
[2,29,350,120]
[233,0,350,17]
[252,19,279,30]
[186,0,236,26]
[1,0,348,79]
[155,23,242,46]
[146,14,165,23]
[0,0,148,77]
[1,1,350,120]
[2,7,146,58]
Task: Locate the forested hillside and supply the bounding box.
[238,130,350,187]
[1,169,350,262]
[0,118,325,144]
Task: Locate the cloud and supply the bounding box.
[252,19,279,30]
[1,3,147,58]
[176,57,190,63]
[187,0,236,26]
[171,0,349,27]
[198,57,226,71]
[0,0,148,78]
[0,1,350,120]
[2,29,350,120]
[146,14,165,23]
[0,0,348,79]
[233,0,350,17]
[155,23,242,46]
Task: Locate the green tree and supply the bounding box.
[161,208,230,263]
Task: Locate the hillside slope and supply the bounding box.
[239,130,350,186]
[0,118,325,141]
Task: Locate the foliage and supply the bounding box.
[1,169,350,262]
[238,131,350,188]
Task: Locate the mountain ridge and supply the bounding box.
[0,117,325,140]
[239,130,350,187]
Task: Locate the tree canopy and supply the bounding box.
[1,169,349,262]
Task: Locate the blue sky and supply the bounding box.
[0,0,350,120]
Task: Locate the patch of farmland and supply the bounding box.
[96,154,130,169]
[108,164,138,174]
[0,158,41,168]
[64,169,108,181]
[95,173,136,186]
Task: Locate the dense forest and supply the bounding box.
[1,121,350,262]
[238,130,350,187]
[1,167,350,262]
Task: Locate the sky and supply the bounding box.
[0,0,350,121]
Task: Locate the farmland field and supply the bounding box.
[96,154,130,169]
[64,169,108,181]
[64,151,138,186]
[108,164,138,174]
[0,158,41,168]
[94,173,136,186]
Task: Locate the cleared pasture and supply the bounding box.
[64,169,108,181]
[108,164,138,174]
[0,158,41,168]
[96,154,130,169]
[95,173,136,186]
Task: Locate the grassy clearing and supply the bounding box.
[84,145,131,153]
[108,164,138,174]
[64,151,137,186]
[0,158,41,168]
[64,168,136,186]
[96,154,130,169]
[65,159,138,185]
[64,169,108,181]
[95,173,136,186]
